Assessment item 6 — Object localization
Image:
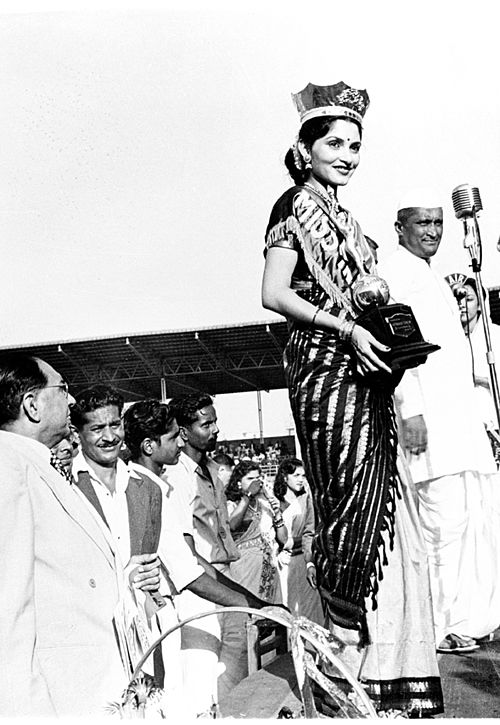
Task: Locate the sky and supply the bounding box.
[1,0,499,437]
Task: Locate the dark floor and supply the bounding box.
[220,633,500,718]
[437,631,500,718]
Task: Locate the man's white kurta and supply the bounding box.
[378,246,497,482]
[378,246,500,641]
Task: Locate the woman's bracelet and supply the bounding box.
[338,319,356,343]
[310,307,321,327]
[274,521,285,528]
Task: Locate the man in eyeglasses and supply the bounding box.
[0,354,126,717]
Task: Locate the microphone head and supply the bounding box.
[452,184,483,219]
[444,272,468,300]
[453,286,468,300]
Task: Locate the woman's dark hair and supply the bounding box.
[285,115,363,185]
[0,354,47,426]
[464,277,487,301]
[123,399,176,459]
[225,459,261,502]
[273,457,304,501]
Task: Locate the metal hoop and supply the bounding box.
[130,605,378,718]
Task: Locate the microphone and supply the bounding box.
[452,184,483,219]
[452,286,468,301]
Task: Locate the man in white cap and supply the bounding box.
[378,189,500,654]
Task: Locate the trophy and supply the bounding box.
[352,275,440,372]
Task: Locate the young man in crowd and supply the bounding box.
[71,389,272,716]
[166,393,269,705]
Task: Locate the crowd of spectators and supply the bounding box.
[0,358,322,718]
[215,439,292,468]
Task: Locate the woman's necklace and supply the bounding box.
[303,182,335,209]
[247,498,258,513]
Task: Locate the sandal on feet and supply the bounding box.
[436,633,479,653]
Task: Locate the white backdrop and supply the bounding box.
[1,0,499,436]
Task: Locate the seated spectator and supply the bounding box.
[225,460,286,602]
[274,458,324,625]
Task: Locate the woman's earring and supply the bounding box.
[304,155,312,170]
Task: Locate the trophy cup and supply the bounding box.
[352,275,440,372]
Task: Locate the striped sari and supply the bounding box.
[265,186,443,716]
[265,185,398,630]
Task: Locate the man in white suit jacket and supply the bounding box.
[0,353,126,716]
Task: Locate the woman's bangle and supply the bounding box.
[338,319,356,343]
[310,307,321,327]
[274,521,285,528]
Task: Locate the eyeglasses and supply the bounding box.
[29,382,70,398]
[45,382,70,397]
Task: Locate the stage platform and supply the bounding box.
[219,631,500,718]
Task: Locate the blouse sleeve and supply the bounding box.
[264,187,301,254]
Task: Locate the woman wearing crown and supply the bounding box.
[262,82,443,716]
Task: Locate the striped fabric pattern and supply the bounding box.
[285,324,399,630]
[266,186,399,631]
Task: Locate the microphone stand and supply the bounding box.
[462,209,500,431]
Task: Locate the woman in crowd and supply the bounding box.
[261,81,443,716]
[225,460,286,602]
[456,276,500,465]
[273,457,324,625]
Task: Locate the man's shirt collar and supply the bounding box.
[72,450,140,493]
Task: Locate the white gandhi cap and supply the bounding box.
[397,187,443,212]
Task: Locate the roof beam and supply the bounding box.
[57,345,93,383]
[266,323,285,355]
[195,332,260,391]
[125,338,160,377]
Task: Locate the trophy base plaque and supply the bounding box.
[355,303,440,372]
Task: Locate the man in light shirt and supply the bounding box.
[0,355,125,717]
[72,388,270,716]
[70,386,165,684]
[378,189,500,653]
[124,397,274,715]
[166,393,275,705]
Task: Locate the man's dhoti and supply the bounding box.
[416,470,500,643]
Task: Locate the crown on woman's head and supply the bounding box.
[292,81,370,127]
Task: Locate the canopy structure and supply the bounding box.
[0,320,289,401]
